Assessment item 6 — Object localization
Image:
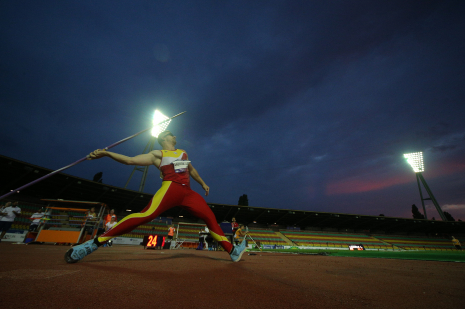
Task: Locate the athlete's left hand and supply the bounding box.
[202,184,210,196]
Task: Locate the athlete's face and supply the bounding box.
[161,132,176,145]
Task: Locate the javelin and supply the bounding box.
[0,111,186,201]
[245,227,262,251]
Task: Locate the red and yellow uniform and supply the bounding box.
[97,149,233,253]
[159,150,191,185]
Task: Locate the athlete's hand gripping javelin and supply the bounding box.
[88,149,107,159]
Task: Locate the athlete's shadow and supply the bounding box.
[77,253,231,264]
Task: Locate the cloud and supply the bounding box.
[442,204,465,211]
[440,204,465,221]
[326,175,411,195]
[431,145,457,153]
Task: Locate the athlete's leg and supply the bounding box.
[97,181,182,243]
[65,181,181,263]
[180,190,233,253]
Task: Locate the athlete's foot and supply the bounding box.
[64,239,98,263]
[229,238,247,262]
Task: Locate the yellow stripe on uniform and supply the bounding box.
[210,230,229,243]
[97,181,172,242]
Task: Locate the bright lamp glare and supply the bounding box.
[151,110,171,137]
[404,152,424,173]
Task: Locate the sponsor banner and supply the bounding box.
[111,237,143,246]
[1,230,27,242]
[262,245,285,249]
[298,246,347,250]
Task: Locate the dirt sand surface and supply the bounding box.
[0,243,464,309]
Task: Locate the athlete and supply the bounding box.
[452,236,462,250]
[234,224,247,245]
[65,130,247,263]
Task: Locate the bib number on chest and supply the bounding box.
[173,160,190,173]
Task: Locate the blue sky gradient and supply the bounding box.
[1,1,464,220]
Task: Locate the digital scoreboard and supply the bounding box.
[142,235,165,249]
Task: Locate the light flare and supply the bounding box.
[151,110,171,137]
[404,152,424,173]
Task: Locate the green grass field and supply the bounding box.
[252,248,465,262]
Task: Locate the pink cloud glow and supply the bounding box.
[326,175,411,195]
[326,159,465,196]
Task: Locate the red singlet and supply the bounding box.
[159,150,190,186]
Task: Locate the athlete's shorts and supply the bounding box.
[0,221,13,232]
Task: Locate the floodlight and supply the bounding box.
[404,152,424,173]
[403,151,447,221]
[151,110,171,137]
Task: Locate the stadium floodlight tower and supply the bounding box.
[125,110,171,192]
[404,152,447,221]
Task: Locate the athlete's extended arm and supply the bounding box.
[188,163,210,196]
[88,149,161,166]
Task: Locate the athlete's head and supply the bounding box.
[157,130,176,147]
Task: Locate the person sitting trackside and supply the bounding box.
[234,224,247,246]
[452,236,462,250]
[29,208,45,232]
[103,217,117,247]
[81,207,98,241]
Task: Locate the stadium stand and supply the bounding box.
[9,202,43,231]
[4,201,462,251]
[376,235,457,251]
[176,222,205,242]
[2,154,465,239]
[247,228,287,246]
[3,201,171,242]
[280,230,396,249]
[121,220,168,239]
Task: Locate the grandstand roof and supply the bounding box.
[1,154,464,234]
[0,154,157,214]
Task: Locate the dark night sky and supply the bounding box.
[1,1,464,220]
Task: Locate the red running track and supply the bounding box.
[0,243,464,309]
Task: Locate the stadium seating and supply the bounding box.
[176,223,206,242]
[121,220,168,239]
[376,235,457,251]
[10,202,43,231]
[7,202,460,251]
[6,202,171,240]
[247,228,287,246]
[280,230,395,249]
